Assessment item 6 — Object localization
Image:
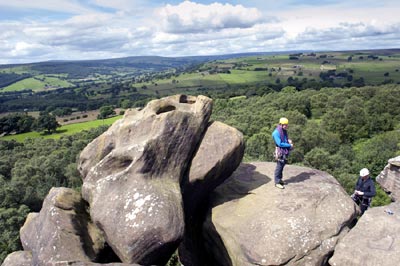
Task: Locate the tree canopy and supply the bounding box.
[34,112,60,134]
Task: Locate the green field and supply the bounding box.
[1,115,122,142]
[1,49,400,114]
[130,50,400,95]
[0,65,36,75]
[2,75,75,92]
[1,49,400,96]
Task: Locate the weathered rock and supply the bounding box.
[1,251,32,266]
[202,162,357,266]
[376,155,400,201]
[183,121,244,212]
[50,262,141,266]
[329,202,400,266]
[19,187,104,266]
[179,121,245,265]
[77,95,212,265]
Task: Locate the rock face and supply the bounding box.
[329,202,400,266]
[179,121,245,265]
[182,120,245,215]
[376,155,400,201]
[77,95,213,265]
[4,94,248,266]
[202,162,357,266]
[1,251,32,266]
[19,187,104,265]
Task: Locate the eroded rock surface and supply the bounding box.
[179,121,245,265]
[19,187,104,266]
[202,162,357,266]
[376,155,400,201]
[1,251,32,266]
[329,202,400,266]
[78,95,213,265]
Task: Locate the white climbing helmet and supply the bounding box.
[360,168,370,177]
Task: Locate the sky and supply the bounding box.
[0,0,399,64]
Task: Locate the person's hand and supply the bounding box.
[288,139,294,149]
[355,190,364,195]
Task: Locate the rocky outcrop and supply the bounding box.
[50,262,140,266]
[329,202,400,266]
[1,251,32,266]
[7,94,399,266]
[182,120,245,216]
[4,94,248,266]
[328,155,400,266]
[77,95,213,265]
[202,162,357,266]
[376,155,400,201]
[19,187,105,266]
[179,121,245,265]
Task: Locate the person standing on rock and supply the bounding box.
[272,117,293,189]
[351,168,376,215]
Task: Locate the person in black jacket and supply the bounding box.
[351,168,376,215]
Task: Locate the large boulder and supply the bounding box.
[77,95,212,265]
[329,202,400,266]
[1,251,32,266]
[182,120,245,215]
[179,121,245,265]
[202,162,357,266]
[49,262,140,266]
[376,155,400,201]
[19,187,104,266]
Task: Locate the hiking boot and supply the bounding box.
[275,183,285,189]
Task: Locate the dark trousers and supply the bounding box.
[351,194,371,215]
[274,158,286,184]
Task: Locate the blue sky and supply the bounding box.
[0,0,399,64]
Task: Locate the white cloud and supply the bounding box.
[289,22,400,51]
[157,1,266,33]
[0,0,399,64]
[92,0,140,10]
[0,0,92,14]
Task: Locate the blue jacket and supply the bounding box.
[272,127,291,149]
[355,177,376,198]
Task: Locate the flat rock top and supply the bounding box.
[329,202,400,266]
[207,162,356,265]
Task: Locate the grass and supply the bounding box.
[132,54,400,94]
[1,115,122,142]
[2,49,400,98]
[2,75,75,92]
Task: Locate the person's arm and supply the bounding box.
[272,130,291,148]
[354,177,361,191]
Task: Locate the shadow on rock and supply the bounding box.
[212,163,271,207]
[285,171,315,184]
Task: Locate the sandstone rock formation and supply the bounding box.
[179,121,245,265]
[329,202,400,266]
[4,94,248,266]
[201,162,357,266]
[182,120,245,216]
[77,95,213,265]
[1,251,32,266]
[19,187,105,265]
[376,155,400,201]
[6,94,399,266]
